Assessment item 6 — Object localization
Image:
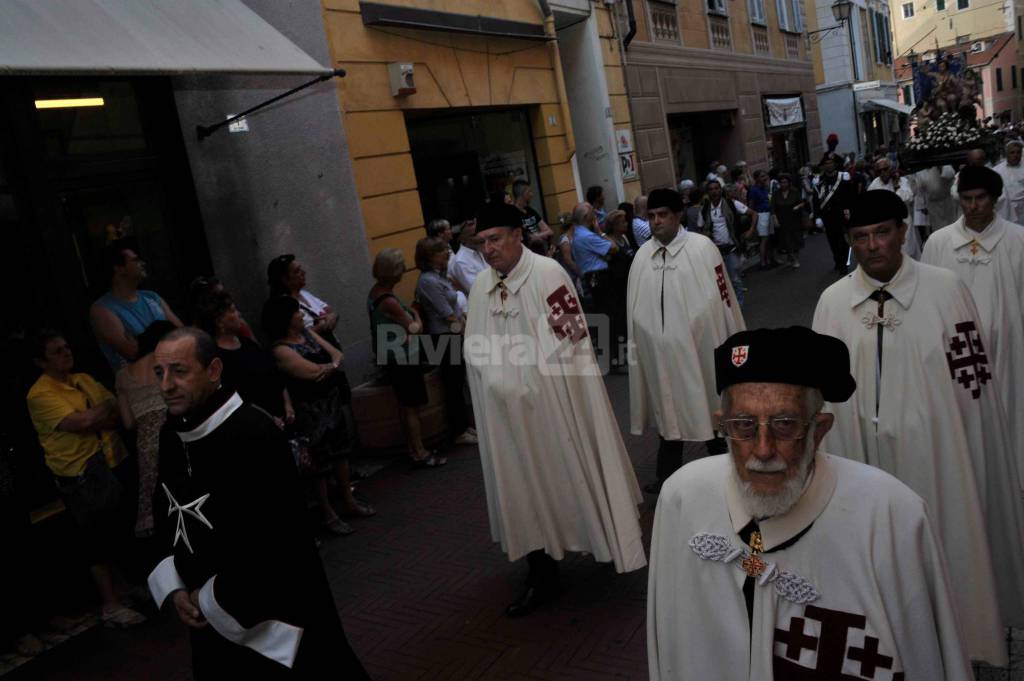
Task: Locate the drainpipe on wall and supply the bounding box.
[537,0,576,160]
[623,0,637,49]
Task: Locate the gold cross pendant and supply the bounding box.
[741,554,767,577]
[969,240,980,255]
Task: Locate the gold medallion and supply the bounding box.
[749,530,764,554]
[741,554,767,577]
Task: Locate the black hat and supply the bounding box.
[957,165,1004,200]
[847,189,907,230]
[477,201,525,232]
[648,188,684,213]
[715,327,856,402]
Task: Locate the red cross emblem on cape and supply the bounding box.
[715,264,732,308]
[773,605,904,680]
[546,284,588,344]
[732,345,749,367]
[945,320,991,399]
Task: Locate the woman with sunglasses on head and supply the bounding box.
[267,254,341,348]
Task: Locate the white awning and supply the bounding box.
[863,98,913,115]
[765,97,805,128]
[0,0,329,76]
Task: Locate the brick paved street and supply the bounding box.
[7,235,1020,680]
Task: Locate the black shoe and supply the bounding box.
[505,586,557,618]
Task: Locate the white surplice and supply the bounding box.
[627,230,745,441]
[994,160,1024,223]
[868,176,920,258]
[464,248,646,573]
[922,215,1024,488]
[812,258,1024,664]
[648,453,973,680]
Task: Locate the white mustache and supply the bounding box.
[746,458,787,473]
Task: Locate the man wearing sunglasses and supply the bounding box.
[647,327,972,680]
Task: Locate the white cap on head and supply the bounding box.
[678,179,695,190]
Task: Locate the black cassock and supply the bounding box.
[148,389,369,680]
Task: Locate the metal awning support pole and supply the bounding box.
[196,67,346,141]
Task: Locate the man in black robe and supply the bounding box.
[147,327,369,679]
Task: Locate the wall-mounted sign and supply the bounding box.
[615,128,634,154]
[763,96,804,128]
[620,152,638,180]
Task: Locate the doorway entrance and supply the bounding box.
[667,110,740,184]
[406,108,545,225]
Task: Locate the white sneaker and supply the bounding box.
[454,430,479,445]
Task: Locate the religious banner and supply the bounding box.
[764,97,804,128]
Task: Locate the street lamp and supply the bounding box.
[806,0,852,44]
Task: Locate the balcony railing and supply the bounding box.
[752,26,770,54]
[650,3,681,43]
[785,32,801,59]
[710,15,732,49]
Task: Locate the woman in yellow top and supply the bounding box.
[26,330,145,628]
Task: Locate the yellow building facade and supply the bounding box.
[322,0,641,297]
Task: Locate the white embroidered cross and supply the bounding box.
[163,484,213,554]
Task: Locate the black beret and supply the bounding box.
[715,327,856,402]
[477,201,525,231]
[648,188,684,213]
[957,165,1003,200]
[847,189,907,230]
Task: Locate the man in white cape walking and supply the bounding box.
[648,326,972,680]
[924,166,1024,487]
[464,202,645,619]
[627,187,744,493]
[812,189,1024,665]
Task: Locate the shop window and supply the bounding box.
[902,3,914,19]
[997,67,1004,91]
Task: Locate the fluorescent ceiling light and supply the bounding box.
[34,97,105,109]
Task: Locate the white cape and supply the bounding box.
[627,230,745,441]
[994,160,1024,223]
[648,453,973,680]
[922,215,1024,488]
[464,249,646,573]
[812,258,1024,663]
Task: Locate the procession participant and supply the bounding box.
[868,158,921,258]
[464,201,646,618]
[647,327,973,681]
[811,158,856,273]
[910,165,960,240]
[147,328,369,679]
[994,139,1024,223]
[627,188,744,494]
[922,165,1024,486]
[811,189,1024,664]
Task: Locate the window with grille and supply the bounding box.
[753,25,771,51]
[710,14,732,47]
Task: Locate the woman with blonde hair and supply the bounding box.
[368,248,445,467]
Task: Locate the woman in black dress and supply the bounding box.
[263,295,374,536]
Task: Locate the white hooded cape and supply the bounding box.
[812,257,1024,664]
[923,215,1024,487]
[648,453,972,680]
[464,248,646,573]
[627,229,745,441]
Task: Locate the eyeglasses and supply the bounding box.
[719,417,813,441]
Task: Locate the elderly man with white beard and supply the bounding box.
[647,327,973,681]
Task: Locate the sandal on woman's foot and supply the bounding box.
[340,501,376,518]
[324,515,355,536]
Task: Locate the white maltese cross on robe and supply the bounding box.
[162,483,213,554]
